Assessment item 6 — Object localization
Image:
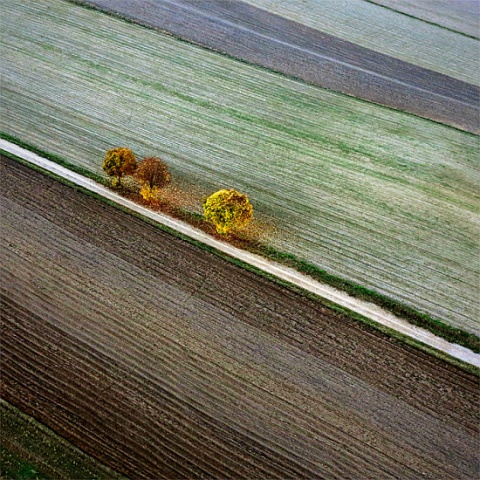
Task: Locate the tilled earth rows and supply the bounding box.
[1,156,478,479]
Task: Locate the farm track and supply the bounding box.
[3,139,478,365]
[77,0,480,133]
[1,157,479,479]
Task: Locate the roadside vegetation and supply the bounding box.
[100,143,480,353]
[135,156,171,203]
[102,146,254,236]
[102,147,136,188]
[2,0,479,335]
[2,142,479,359]
[2,1,479,478]
[203,189,253,235]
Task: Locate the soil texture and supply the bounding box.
[1,156,479,479]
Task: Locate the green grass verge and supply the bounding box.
[0,132,105,185]
[253,245,480,353]
[2,144,478,374]
[0,399,126,480]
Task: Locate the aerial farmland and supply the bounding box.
[1,0,479,479]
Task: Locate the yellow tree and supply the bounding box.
[103,147,136,187]
[203,189,253,234]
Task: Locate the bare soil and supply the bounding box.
[1,156,479,479]
[76,0,479,133]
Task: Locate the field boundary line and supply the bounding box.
[362,0,479,40]
[2,138,479,368]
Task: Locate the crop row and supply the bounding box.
[367,0,479,38]
[0,399,124,480]
[2,157,478,479]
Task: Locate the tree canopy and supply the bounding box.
[135,157,171,189]
[203,189,253,234]
[102,147,136,187]
[135,156,171,202]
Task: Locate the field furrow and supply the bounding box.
[1,157,478,479]
[2,155,478,422]
[0,399,126,479]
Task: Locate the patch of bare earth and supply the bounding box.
[1,156,478,479]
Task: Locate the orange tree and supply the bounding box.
[102,147,136,187]
[203,189,253,234]
[135,157,171,202]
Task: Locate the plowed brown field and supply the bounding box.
[1,155,479,479]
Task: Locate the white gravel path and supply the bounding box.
[2,139,478,368]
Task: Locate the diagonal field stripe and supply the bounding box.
[2,138,478,367]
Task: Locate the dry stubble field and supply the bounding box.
[1,156,479,479]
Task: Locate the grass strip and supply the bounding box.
[252,245,480,353]
[2,142,479,374]
[0,398,126,480]
[0,132,105,185]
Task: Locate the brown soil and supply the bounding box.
[1,155,479,479]
[75,0,479,133]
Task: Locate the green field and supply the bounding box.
[245,0,479,84]
[1,0,479,334]
[368,0,480,38]
[0,399,125,479]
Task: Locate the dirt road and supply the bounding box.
[74,0,480,133]
[2,140,478,367]
[1,156,479,478]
